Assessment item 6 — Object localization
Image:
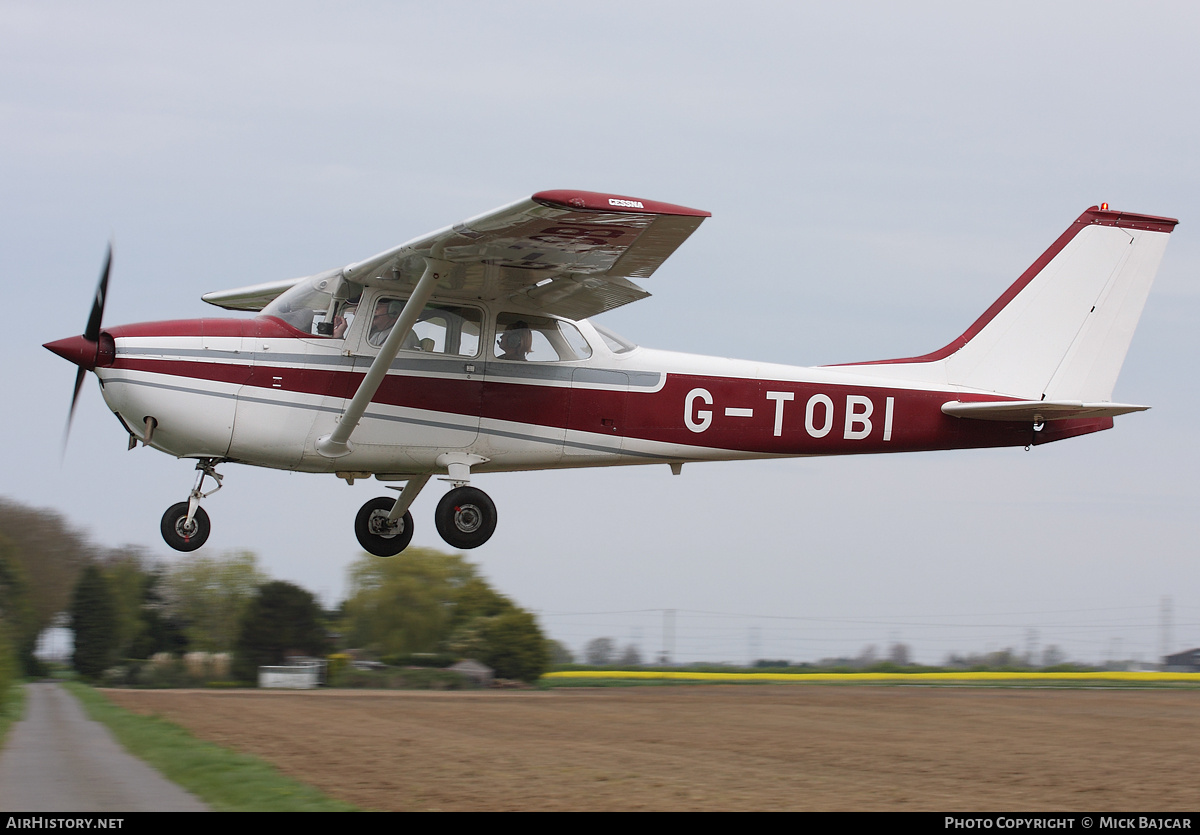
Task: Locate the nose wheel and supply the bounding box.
[434,486,497,550]
[160,503,210,552]
[160,458,223,553]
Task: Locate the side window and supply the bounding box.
[365,298,404,348]
[411,305,482,357]
[494,313,592,362]
[362,297,482,356]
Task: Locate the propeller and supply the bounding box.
[84,244,111,343]
[45,245,112,452]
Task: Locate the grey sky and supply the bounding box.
[4,1,1197,665]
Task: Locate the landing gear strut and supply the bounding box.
[161,458,223,552]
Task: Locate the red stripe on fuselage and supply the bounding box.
[621,375,1039,454]
[106,317,300,340]
[108,346,1094,456]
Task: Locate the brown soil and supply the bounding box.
[104,685,1200,811]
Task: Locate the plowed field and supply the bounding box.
[104,685,1200,811]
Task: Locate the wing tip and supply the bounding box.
[532,189,711,218]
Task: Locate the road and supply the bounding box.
[0,682,208,812]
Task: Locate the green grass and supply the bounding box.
[0,681,26,747]
[64,682,359,812]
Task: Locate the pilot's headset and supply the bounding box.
[498,321,531,355]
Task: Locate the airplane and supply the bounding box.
[44,191,1178,557]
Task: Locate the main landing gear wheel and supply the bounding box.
[161,502,211,552]
[355,496,414,557]
[434,486,497,550]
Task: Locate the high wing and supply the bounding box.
[202,190,710,320]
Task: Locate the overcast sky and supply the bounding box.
[4,1,1198,665]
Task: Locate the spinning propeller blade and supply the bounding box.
[49,245,113,452]
[84,244,111,343]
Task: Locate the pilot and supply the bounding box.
[331,305,356,339]
[367,299,402,347]
[497,321,533,360]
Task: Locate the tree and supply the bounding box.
[70,564,117,678]
[547,639,575,666]
[165,550,265,652]
[619,643,643,668]
[97,554,186,660]
[585,637,615,666]
[343,548,550,681]
[0,533,39,675]
[447,608,549,682]
[345,548,481,656]
[97,547,163,659]
[233,581,328,682]
[1042,645,1067,668]
[0,619,17,715]
[0,499,93,673]
[451,576,515,626]
[129,569,187,658]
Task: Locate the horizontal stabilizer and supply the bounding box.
[941,400,1149,421]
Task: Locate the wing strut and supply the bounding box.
[315,256,452,459]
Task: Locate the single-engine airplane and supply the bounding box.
[45,191,1177,556]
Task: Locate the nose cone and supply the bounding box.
[44,334,99,370]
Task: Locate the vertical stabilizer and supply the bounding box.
[839,207,1178,401]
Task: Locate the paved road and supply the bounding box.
[0,682,209,812]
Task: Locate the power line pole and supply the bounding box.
[660,609,675,666]
[1160,596,1173,669]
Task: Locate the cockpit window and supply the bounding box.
[368,297,482,356]
[494,313,592,362]
[592,323,638,354]
[261,274,361,336]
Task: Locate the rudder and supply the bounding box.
[841,207,1178,402]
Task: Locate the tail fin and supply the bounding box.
[842,207,1178,401]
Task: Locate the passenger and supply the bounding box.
[367,300,402,347]
[497,321,533,360]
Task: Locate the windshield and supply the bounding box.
[261,274,360,335]
[592,322,638,354]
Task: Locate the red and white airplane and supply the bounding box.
[45,191,1177,556]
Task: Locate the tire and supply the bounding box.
[161,502,211,552]
[355,497,414,557]
[434,486,497,550]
